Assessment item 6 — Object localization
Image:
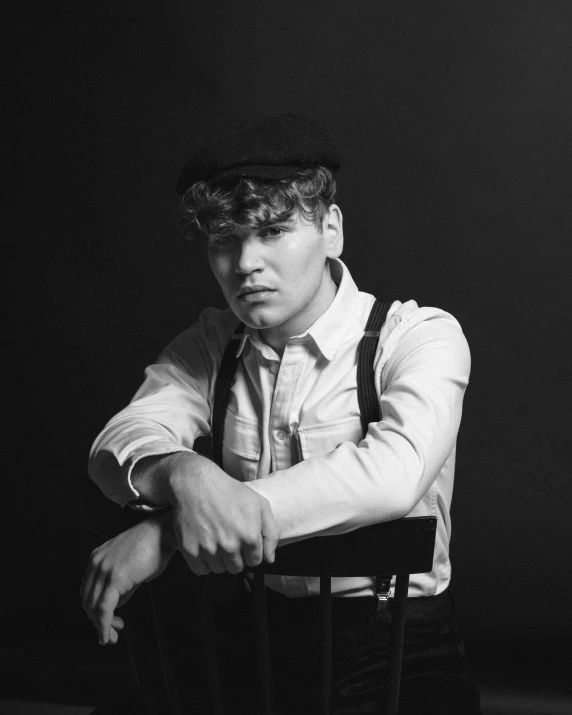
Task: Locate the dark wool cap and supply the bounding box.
[176,113,340,196]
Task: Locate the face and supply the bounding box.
[207,206,343,348]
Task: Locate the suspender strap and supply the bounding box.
[211,324,245,467]
[356,299,392,437]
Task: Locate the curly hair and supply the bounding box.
[178,166,337,243]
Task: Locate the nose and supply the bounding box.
[235,236,264,275]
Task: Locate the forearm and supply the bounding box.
[131,451,222,506]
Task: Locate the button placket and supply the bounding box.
[268,346,302,470]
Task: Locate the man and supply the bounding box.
[81,113,481,713]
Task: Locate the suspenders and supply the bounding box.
[211,327,246,468]
[211,298,392,467]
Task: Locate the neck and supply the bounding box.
[260,273,338,358]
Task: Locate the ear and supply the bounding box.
[323,204,344,258]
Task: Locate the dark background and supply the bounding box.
[5,0,572,708]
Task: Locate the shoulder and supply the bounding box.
[375,299,471,378]
[386,299,468,339]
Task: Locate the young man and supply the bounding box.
[81,113,481,714]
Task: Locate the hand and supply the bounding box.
[167,453,280,576]
[80,514,175,645]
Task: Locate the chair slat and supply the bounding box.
[320,562,332,715]
[201,578,224,715]
[385,573,409,715]
[253,573,273,715]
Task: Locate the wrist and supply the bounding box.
[166,452,219,503]
[132,452,194,506]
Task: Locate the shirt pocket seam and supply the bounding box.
[298,416,363,434]
[297,417,363,460]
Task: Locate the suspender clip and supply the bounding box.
[375,575,392,610]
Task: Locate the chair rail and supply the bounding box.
[248,516,437,578]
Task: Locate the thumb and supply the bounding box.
[260,500,280,564]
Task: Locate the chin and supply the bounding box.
[234,307,284,330]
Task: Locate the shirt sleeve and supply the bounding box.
[245,310,471,543]
[88,308,235,507]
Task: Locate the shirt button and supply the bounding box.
[276,430,286,440]
[270,363,279,374]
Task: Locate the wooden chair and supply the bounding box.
[203,516,437,715]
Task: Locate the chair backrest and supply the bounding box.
[229,515,437,715]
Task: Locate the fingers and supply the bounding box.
[202,552,228,575]
[242,535,263,568]
[260,501,279,564]
[183,549,243,575]
[222,550,245,574]
[180,551,211,576]
[108,628,119,645]
[95,585,120,645]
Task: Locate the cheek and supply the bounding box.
[208,254,230,286]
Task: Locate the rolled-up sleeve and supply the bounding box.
[245,311,471,543]
[88,309,232,507]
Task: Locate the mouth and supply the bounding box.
[237,286,275,303]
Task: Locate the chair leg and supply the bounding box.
[254,572,273,715]
[385,573,409,715]
[320,565,332,715]
[201,578,224,715]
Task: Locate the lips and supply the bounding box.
[237,285,275,303]
[238,285,273,297]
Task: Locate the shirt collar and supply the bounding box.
[305,258,358,361]
[236,258,359,361]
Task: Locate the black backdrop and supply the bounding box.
[6,0,572,705]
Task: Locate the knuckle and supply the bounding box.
[89,547,103,564]
[181,542,200,559]
[219,538,239,554]
[107,567,123,584]
[200,542,217,557]
[241,531,260,548]
[246,554,262,568]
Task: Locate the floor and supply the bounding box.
[0,706,94,715]
[2,689,572,715]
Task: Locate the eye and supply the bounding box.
[211,233,237,246]
[260,226,284,239]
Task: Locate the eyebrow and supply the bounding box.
[256,217,296,229]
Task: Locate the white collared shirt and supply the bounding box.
[89,259,471,598]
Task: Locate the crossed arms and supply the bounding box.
[81,307,470,644]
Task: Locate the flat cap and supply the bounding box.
[176,113,340,196]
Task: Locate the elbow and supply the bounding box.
[362,486,414,526]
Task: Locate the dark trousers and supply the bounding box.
[135,566,481,715]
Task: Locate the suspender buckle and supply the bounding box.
[375,575,392,611]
